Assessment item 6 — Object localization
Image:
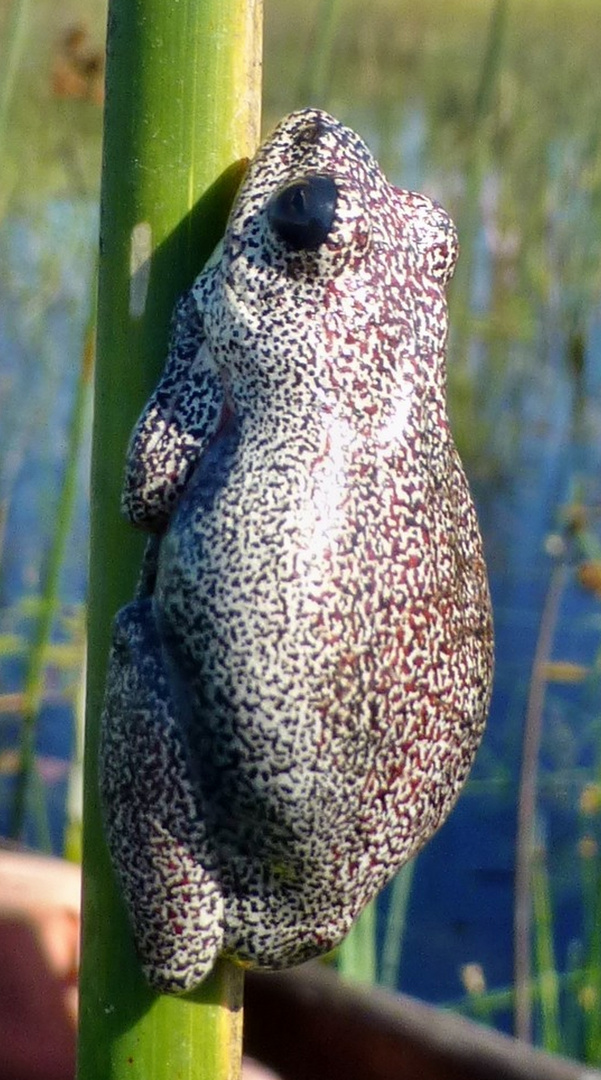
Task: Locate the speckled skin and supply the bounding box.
[100,109,494,995]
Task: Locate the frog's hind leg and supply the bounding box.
[100,599,224,994]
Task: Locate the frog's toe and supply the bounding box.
[136,867,224,994]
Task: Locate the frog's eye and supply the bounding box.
[267,175,338,251]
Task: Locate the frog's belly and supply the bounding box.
[154,422,491,914]
[155,435,360,823]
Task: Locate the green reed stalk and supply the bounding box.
[379,860,416,990]
[77,1,262,1078]
[297,0,344,104]
[452,0,509,320]
[531,829,561,1054]
[448,0,509,451]
[514,559,568,1043]
[582,821,601,1061]
[337,898,378,985]
[0,0,33,178]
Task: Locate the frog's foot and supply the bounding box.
[100,600,224,994]
[221,858,363,970]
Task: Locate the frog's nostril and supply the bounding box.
[267,174,337,251]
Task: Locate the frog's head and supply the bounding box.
[201,109,459,436]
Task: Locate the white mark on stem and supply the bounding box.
[129,222,152,318]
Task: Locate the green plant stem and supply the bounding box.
[9,301,95,848]
[563,940,583,1061]
[77,1,262,1078]
[514,558,568,1043]
[582,832,601,1060]
[297,0,344,104]
[380,859,416,990]
[0,0,33,158]
[531,830,561,1054]
[448,0,509,382]
[337,899,378,985]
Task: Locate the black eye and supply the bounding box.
[267,175,338,251]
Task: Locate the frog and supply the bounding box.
[100,108,494,995]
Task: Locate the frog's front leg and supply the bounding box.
[99,598,224,994]
[122,279,225,532]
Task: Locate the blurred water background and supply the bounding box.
[1,0,601,1059]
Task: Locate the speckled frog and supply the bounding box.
[100,109,494,995]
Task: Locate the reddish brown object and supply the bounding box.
[0,916,77,1080]
[51,24,105,105]
[0,848,80,1080]
[244,965,597,1080]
